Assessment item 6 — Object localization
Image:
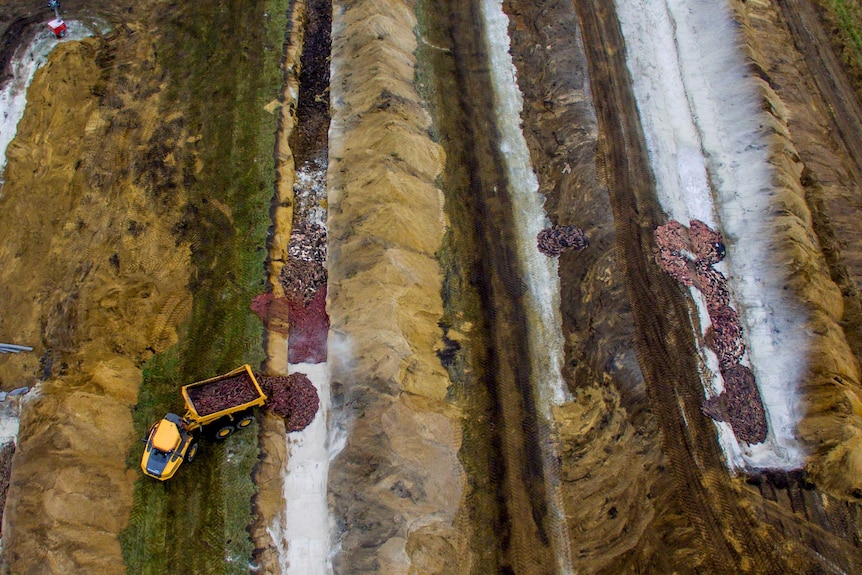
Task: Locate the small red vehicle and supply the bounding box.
[47,18,66,38]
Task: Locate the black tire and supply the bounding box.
[237,415,255,429]
[215,425,234,439]
[185,441,199,462]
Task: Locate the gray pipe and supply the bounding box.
[0,344,33,353]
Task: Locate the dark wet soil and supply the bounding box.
[420,1,564,572]
[0,14,42,83]
[0,441,14,535]
[288,0,331,164]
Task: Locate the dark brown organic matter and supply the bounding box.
[0,441,14,535]
[537,224,589,257]
[257,373,320,431]
[186,374,260,417]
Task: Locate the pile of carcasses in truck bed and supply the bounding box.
[187,374,261,416]
[185,371,320,431]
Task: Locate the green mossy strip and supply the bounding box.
[829,0,862,64]
[120,0,288,573]
[819,0,862,97]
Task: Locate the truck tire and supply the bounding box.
[185,441,199,462]
[237,415,255,429]
[215,425,235,439]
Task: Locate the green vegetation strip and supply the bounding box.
[119,1,288,574]
[829,0,862,64]
[819,0,862,96]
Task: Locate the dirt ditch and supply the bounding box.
[1,0,862,572]
[418,1,572,572]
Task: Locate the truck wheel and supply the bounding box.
[216,425,235,439]
[237,415,255,429]
[185,441,199,462]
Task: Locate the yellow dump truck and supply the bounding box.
[141,365,267,480]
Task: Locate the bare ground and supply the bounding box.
[0,0,861,573]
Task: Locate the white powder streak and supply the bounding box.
[278,361,336,575]
[616,0,807,468]
[481,1,574,572]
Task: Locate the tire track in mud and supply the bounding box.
[572,2,801,573]
[421,1,563,572]
[777,0,862,185]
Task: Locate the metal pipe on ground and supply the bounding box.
[0,344,33,353]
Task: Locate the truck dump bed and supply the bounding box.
[182,365,267,424]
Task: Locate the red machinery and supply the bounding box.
[46,0,66,38]
[47,18,66,38]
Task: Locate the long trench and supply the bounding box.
[423,0,862,572]
[420,1,564,572]
[572,1,860,573]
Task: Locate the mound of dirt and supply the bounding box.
[733,0,862,497]
[326,1,465,571]
[0,30,194,574]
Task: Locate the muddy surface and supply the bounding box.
[504,0,862,572]
[1,0,862,573]
[420,1,577,571]
[0,17,194,572]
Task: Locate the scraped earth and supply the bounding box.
[0,4,197,571]
[0,0,862,574]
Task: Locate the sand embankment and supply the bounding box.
[733,0,862,498]
[0,34,193,573]
[326,1,467,572]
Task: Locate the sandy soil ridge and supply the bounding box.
[326,1,466,572]
[0,26,195,573]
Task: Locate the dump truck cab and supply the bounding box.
[141,413,199,481]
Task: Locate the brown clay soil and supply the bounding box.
[0,1,198,570]
[1,0,862,573]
